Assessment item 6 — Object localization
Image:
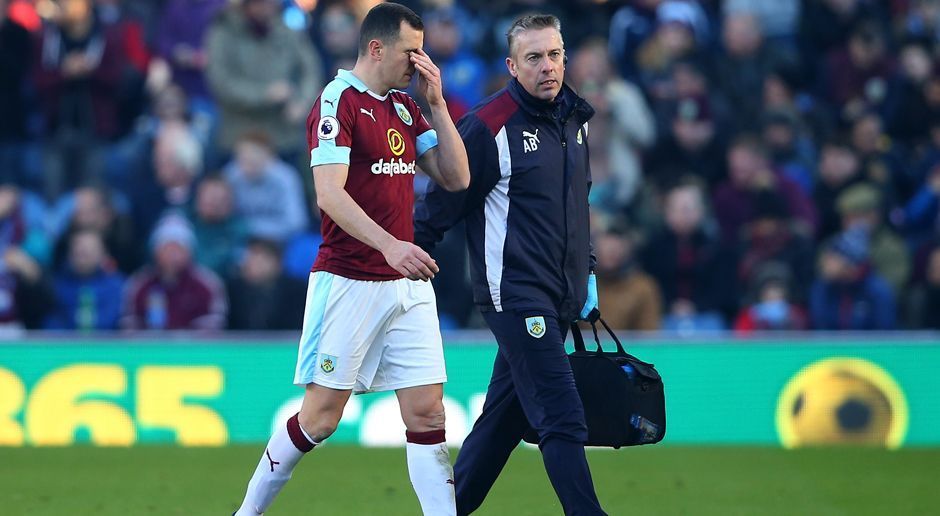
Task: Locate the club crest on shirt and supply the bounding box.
[320,353,337,374]
[525,316,546,339]
[318,116,340,140]
[393,102,413,126]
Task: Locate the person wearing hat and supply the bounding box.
[120,214,227,330]
[809,226,896,330]
[836,182,910,293]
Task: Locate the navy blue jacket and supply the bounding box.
[415,79,595,322]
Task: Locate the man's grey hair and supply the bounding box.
[506,14,563,55]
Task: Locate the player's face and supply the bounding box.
[507,28,565,101]
[383,22,423,90]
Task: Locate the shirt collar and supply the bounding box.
[336,69,388,101]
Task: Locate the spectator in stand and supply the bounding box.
[642,178,735,329]
[823,21,896,122]
[0,185,53,329]
[712,135,817,244]
[736,189,815,303]
[592,215,661,331]
[713,11,791,132]
[121,214,227,330]
[836,183,910,294]
[810,226,896,330]
[814,135,866,241]
[154,0,227,114]
[223,132,308,243]
[188,174,248,277]
[799,0,888,87]
[883,38,934,147]
[903,0,940,46]
[723,0,800,45]
[226,237,305,330]
[569,38,656,212]
[646,95,726,190]
[423,7,488,119]
[635,2,706,98]
[0,0,34,187]
[609,0,709,83]
[905,241,940,329]
[33,0,129,198]
[205,0,322,161]
[760,108,817,194]
[850,111,909,208]
[762,60,834,143]
[52,185,139,274]
[93,0,151,137]
[46,229,124,330]
[900,161,940,247]
[130,121,202,238]
[310,2,358,77]
[733,261,808,333]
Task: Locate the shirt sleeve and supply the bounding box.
[411,98,438,158]
[309,89,356,167]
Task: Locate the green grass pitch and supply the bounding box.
[2,445,937,515]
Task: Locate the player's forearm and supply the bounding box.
[317,186,396,253]
[428,104,470,191]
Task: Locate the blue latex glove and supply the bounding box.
[579,273,598,321]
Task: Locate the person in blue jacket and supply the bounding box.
[46,230,125,330]
[415,14,605,516]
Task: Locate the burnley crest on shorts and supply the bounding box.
[526,316,546,338]
[320,353,337,374]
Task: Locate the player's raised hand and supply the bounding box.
[410,48,445,107]
[382,239,440,281]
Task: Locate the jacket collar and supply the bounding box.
[507,78,594,124]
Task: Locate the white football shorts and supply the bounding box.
[293,271,447,393]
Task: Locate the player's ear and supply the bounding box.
[368,39,383,61]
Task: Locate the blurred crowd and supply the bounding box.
[0,0,938,333]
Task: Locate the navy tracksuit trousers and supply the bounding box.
[454,310,606,515]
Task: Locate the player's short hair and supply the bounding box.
[358,2,423,56]
[506,14,562,56]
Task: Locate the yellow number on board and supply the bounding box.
[25,365,134,445]
[136,366,227,446]
[0,368,25,445]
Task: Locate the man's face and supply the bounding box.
[74,188,109,230]
[819,146,859,186]
[196,181,233,223]
[69,232,105,276]
[665,186,704,236]
[155,241,191,276]
[507,28,565,101]
[379,22,423,91]
[728,146,763,187]
[234,140,272,180]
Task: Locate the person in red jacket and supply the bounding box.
[120,214,227,330]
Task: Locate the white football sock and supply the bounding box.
[235,413,316,515]
[406,430,456,516]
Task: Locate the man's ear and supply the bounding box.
[368,39,383,61]
[505,57,517,78]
